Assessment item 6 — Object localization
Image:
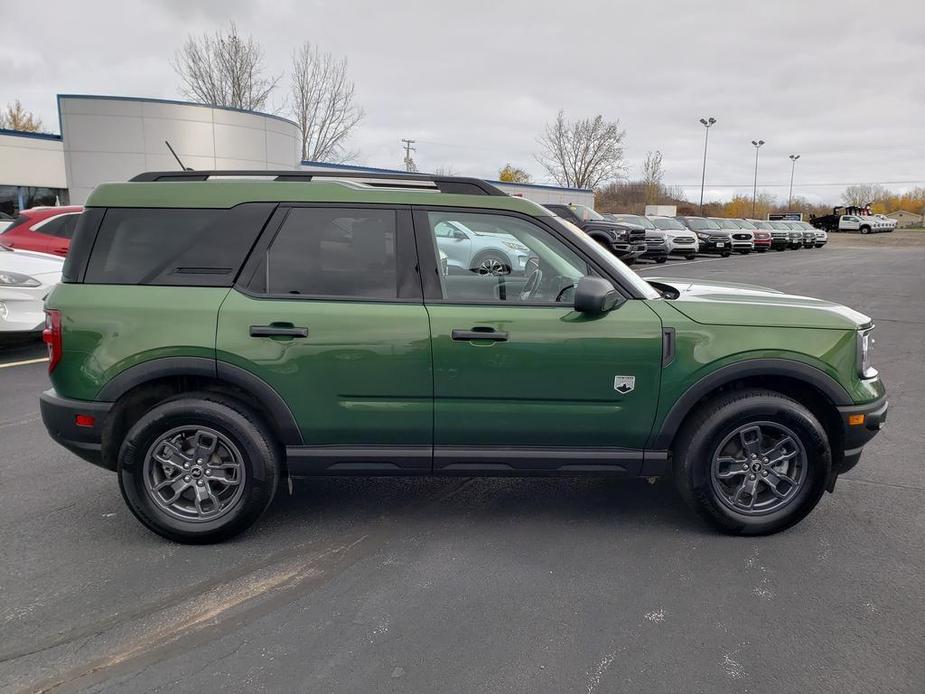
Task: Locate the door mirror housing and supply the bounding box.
[452,230,467,240]
[573,276,623,314]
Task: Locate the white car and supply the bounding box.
[645,216,700,259]
[0,212,14,233]
[874,214,897,232]
[0,244,63,340]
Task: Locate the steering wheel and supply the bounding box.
[519,267,544,302]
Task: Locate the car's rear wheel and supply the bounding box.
[673,389,830,535]
[118,394,280,543]
[685,254,697,260]
[471,252,511,276]
[655,257,667,264]
[721,251,731,258]
[860,226,871,234]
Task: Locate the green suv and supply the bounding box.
[40,171,888,543]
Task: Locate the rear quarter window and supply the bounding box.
[83,204,275,286]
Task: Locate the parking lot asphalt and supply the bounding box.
[1,245,923,694]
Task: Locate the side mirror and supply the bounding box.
[453,230,467,240]
[574,276,623,314]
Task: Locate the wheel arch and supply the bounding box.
[97,357,302,470]
[651,359,850,454]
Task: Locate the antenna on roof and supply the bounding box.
[164,140,193,171]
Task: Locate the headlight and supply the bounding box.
[0,271,41,287]
[697,232,710,239]
[857,327,877,378]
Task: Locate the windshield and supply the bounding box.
[734,219,757,229]
[684,217,721,231]
[651,217,686,231]
[551,217,660,299]
[569,204,605,222]
[714,219,740,230]
[751,220,773,230]
[770,221,791,230]
[614,214,656,229]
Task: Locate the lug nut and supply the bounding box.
[197,458,203,464]
[762,471,768,477]
[751,454,757,459]
[205,469,211,476]
[183,463,190,469]
[183,475,190,482]
[742,463,749,470]
[749,474,756,480]
[197,480,204,487]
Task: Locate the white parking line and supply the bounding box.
[0,357,49,369]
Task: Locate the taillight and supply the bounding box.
[43,309,62,372]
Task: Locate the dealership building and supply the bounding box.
[0,94,592,215]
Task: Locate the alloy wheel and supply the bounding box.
[710,421,808,516]
[143,426,246,522]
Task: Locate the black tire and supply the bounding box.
[757,248,767,253]
[118,393,280,544]
[721,251,731,258]
[685,255,697,261]
[776,247,785,252]
[860,226,871,234]
[672,389,831,535]
[655,257,667,264]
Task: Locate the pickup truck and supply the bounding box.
[810,206,892,234]
[543,204,647,264]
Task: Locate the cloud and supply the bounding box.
[1,0,922,203]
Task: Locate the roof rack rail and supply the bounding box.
[128,170,507,196]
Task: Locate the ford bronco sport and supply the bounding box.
[40,171,888,543]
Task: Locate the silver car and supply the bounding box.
[646,216,700,259]
[434,220,531,275]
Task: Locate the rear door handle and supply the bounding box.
[451,328,508,342]
[249,325,309,338]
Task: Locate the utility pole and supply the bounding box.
[402,139,417,173]
[751,139,765,218]
[698,117,716,216]
[788,154,801,209]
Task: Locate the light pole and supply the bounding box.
[788,154,800,209]
[699,117,716,215]
[751,139,765,217]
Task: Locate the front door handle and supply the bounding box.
[250,325,309,338]
[451,327,508,342]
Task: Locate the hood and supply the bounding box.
[647,277,870,330]
[0,247,64,281]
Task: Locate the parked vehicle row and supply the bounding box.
[541,205,826,264]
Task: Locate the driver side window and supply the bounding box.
[426,211,590,305]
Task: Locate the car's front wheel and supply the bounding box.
[673,389,831,535]
[118,394,280,543]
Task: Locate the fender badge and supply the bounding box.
[614,375,636,394]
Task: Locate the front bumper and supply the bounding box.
[40,389,114,470]
[697,237,731,253]
[611,241,647,261]
[834,395,888,476]
[643,244,669,260]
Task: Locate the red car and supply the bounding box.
[0,206,83,257]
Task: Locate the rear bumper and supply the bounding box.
[834,395,888,476]
[40,389,114,470]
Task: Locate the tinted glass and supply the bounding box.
[615,214,656,229]
[650,217,685,231]
[735,219,757,229]
[85,204,273,286]
[40,214,79,238]
[257,207,400,299]
[683,217,721,231]
[427,211,590,305]
[714,219,739,229]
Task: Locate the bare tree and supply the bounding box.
[290,42,364,163]
[642,150,664,203]
[842,183,887,207]
[173,21,279,111]
[535,111,625,189]
[433,165,460,176]
[0,100,43,132]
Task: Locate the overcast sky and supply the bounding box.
[2,0,922,203]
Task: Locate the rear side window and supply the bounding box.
[84,204,274,286]
[38,214,80,239]
[246,207,410,300]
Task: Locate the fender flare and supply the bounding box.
[97,357,303,445]
[649,358,851,450]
